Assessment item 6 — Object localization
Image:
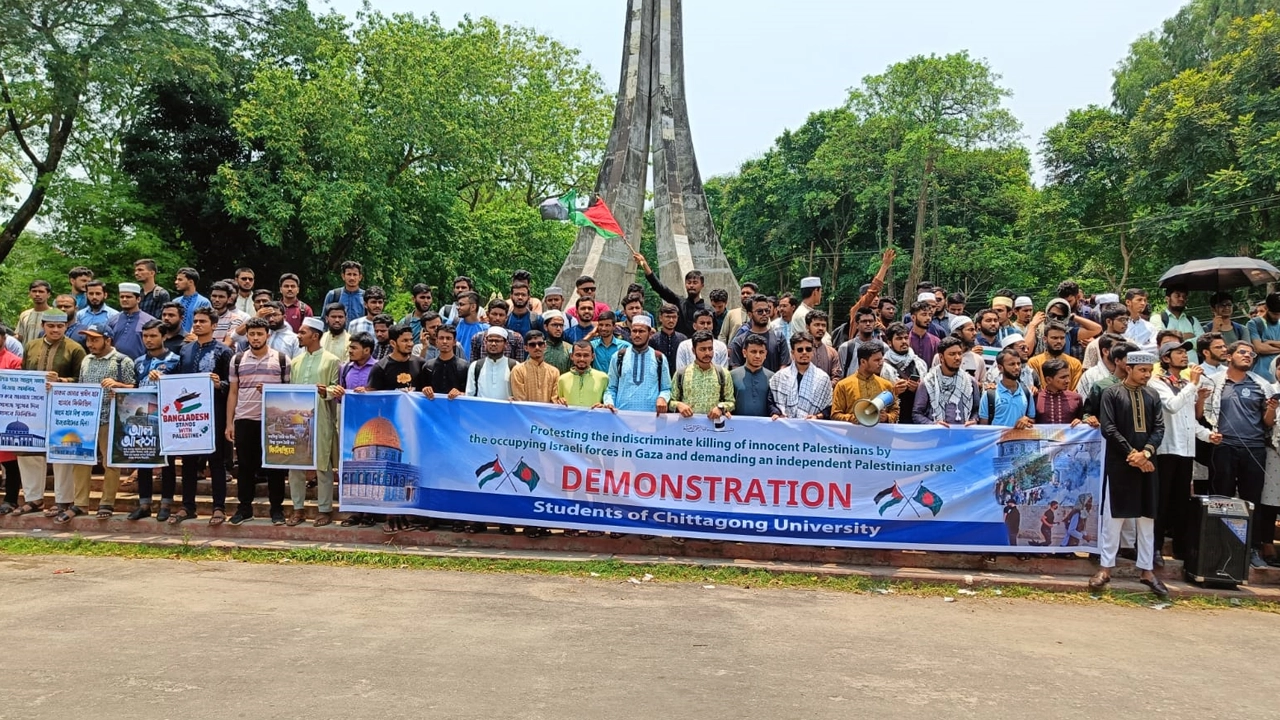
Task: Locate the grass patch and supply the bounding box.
[2,535,1276,613]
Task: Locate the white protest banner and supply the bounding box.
[45,383,104,465]
[158,373,216,455]
[0,370,49,452]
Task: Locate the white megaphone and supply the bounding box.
[853,390,895,427]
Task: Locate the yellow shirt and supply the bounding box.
[831,372,897,424]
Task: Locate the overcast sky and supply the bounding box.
[335,0,1184,178]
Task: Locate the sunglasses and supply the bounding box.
[526,341,545,347]
[580,286,597,293]
[793,347,814,353]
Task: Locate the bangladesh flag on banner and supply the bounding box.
[913,485,944,516]
[513,460,541,491]
[475,457,505,488]
[558,190,623,239]
[874,484,904,516]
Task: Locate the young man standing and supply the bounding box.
[729,334,778,418]
[451,291,489,361]
[421,325,469,401]
[319,303,351,362]
[790,277,822,338]
[564,297,597,344]
[634,252,706,336]
[718,282,758,345]
[831,343,901,424]
[542,286,566,314]
[1246,292,1280,382]
[590,312,631,373]
[1122,288,1157,354]
[15,280,52,342]
[368,325,426,393]
[74,280,119,343]
[769,332,832,420]
[129,320,180,521]
[541,311,571,373]
[1152,285,1201,363]
[603,318,670,413]
[913,337,981,426]
[1204,292,1245,344]
[465,327,517,400]
[669,331,735,420]
[1196,332,1227,378]
[208,282,248,345]
[287,317,342,527]
[511,330,561,405]
[233,267,256,315]
[806,310,843,386]
[836,307,882,376]
[649,304,686,377]
[108,282,155,362]
[1028,322,1084,391]
[68,267,93,309]
[979,350,1036,428]
[1150,341,1215,563]
[278,273,313,333]
[347,286,386,338]
[674,309,728,374]
[506,283,543,338]
[439,275,473,326]
[1034,358,1084,425]
[71,325,136,521]
[908,300,941,368]
[1083,304,1130,369]
[469,300,526,362]
[171,307,232,525]
[158,302,187,355]
[173,268,211,334]
[322,260,366,328]
[557,340,609,408]
[400,283,435,344]
[133,259,171,318]
[225,317,291,526]
[729,295,790,373]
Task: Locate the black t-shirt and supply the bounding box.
[423,355,469,393]
[369,355,426,391]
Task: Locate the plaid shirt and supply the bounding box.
[80,350,137,424]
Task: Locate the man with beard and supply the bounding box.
[907,299,941,367]
[1122,288,1157,354]
[603,318,670,413]
[876,298,898,331]
[772,294,796,341]
[286,317,341,528]
[411,312,446,361]
[913,336,980,426]
[1011,296,1035,335]
[1083,304,1130,369]
[108,282,154,362]
[260,301,300,358]
[718,282,758,345]
[129,320,180,521]
[66,325,135,521]
[937,315,985,378]
[985,333,1038,392]
[881,323,926,417]
[1151,340,1217,563]
[633,251,706,336]
[469,300,526,361]
[322,260,366,328]
[319,303,351,362]
[68,266,93,309]
[370,314,394,359]
[225,318,291,526]
[346,286,386,338]
[1028,322,1083,391]
[836,307,881,377]
[278,273,313,333]
[1246,292,1280,382]
[1196,331,1227,378]
[466,327,518,400]
[73,281,118,343]
[208,282,247,345]
[1201,341,1278,568]
[557,340,609,408]
[831,342,902,424]
[769,332,832,420]
[979,349,1035,428]
[1152,285,1201,362]
[650,304,687,377]
[16,279,52,343]
[670,331,735,421]
[675,310,728,374]
[805,310,843,385]
[728,295,790,372]
[451,291,489,360]
[367,324,426,393]
[232,267,256,315]
[399,283,434,344]
[590,311,630,372]
[566,275,611,326]
[542,286,566,314]
[170,307,233,526]
[133,259,171,318]
[974,309,1003,349]
[540,310,571,372]
[1091,351,1169,597]
[158,302,187,355]
[1035,358,1085,424]
[565,297,597,344]
[506,283,543,338]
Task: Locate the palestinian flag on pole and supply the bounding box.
[874,483,904,516]
[513,460,541,491]
[913,485,944,516]
[539,190,623,239]
[475,457,505,489]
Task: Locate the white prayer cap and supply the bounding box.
[485,326,507,338]
[118,282,142,295]
[948,315,973,333]
[800,277,822,289]
[1001,333,1025,349]
[541,309,564,322]
[1126,351,1157,366]
[1095,293,1120,305]
[301,317,324,332]
[42,310,68,323]
[630,315,652,328]
[916,292,935,303]
[1014,296,1033,308]
[543,286,565,299]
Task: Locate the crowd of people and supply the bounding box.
[1,250,1279,596]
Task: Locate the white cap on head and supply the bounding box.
[543,286,564,299]
[542,309,564,322]
[948,315,973,333]
[485,326,508,338]
[1014,296,1033,308]
[800,277,821,290]
[916,292,935,303]
[301,317,324,332]
[118,282,142,295]
[630,315,652,328]
[1126,351,1157,366]
[1095,293,1120,305]
[1001,333,1025,349]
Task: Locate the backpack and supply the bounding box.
[471,356,518,388]
[233,349,287,384]
[614,345,666,381]
[675,364,727,404]
[985,383,1033,423]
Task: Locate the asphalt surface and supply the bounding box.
[0,554,1274,719]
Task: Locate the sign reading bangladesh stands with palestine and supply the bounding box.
[340,393,1105,553]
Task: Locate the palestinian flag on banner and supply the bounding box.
[541,190,623,239]
[513,460,541,491]
[874,484,904,516]
[913,485,944,516]
[475,457,505,488]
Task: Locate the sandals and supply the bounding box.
[156,505,172,523]
[451,521,467,533]
[285,511,306,527]
[96,505,114,520]
[53,506,86,525]
[209,509,226,526]
[127,505,152,521]
[465,522,487,534]
[11,502,42,516]
[168,508,196,525]
[43,504,65,518]
[340,513,363,527]
[382,516,409,535]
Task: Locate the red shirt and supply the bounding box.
[281,300,313,333]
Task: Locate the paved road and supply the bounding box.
[0,554,1273,719]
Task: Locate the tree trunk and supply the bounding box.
[904,154,934,299]
[0,110,76,266]
[886,169,896,301]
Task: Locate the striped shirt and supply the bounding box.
[229,348,291,421]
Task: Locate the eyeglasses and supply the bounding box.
[525,341,545,347]
[580,286,597,293]
[793,347,814,353]
[1234,349,1256,357]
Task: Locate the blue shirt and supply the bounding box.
[176,293,211,333]
[74,305,119,342]
[454,320,489,361]
[565,323,595,344]
[505,310,542,338]
[591,337,632,373]
[323,288,365,328]
[604,346,671,411]
[979,382,1036,427]
[108,310,154,362]
[134,350,180,389]
[1247,316,1280,382]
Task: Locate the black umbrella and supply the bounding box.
[1158,256,1280,291]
